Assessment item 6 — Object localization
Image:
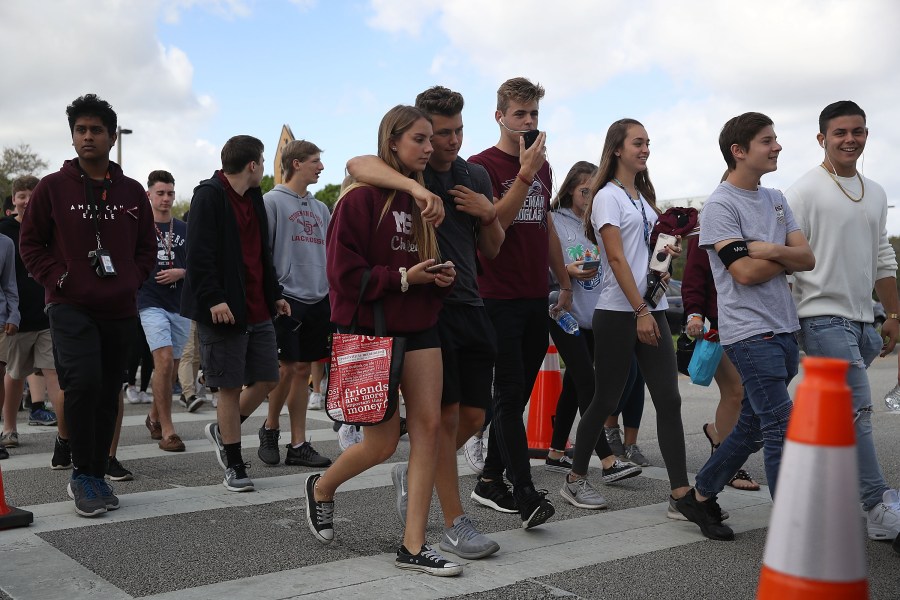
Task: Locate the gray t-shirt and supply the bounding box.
[427,161,493,306]
[699,182,800,345]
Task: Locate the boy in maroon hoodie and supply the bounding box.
[20,94,157,517]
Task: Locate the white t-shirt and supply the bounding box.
[590,181,667,312]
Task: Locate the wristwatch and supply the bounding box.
[888,313,899,321]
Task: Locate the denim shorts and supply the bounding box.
[140,307,191,358]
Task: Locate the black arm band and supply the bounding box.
[717,240,749,269]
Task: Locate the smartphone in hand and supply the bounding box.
[425,262,453,273]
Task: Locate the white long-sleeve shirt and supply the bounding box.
[785,166,896,322]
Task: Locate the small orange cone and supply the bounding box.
[757,357,868,599]
[0,462,33,530]
[526,337,562,459]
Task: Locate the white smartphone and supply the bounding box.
[648,233,677,273]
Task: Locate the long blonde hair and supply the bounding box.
[339,105,439,261]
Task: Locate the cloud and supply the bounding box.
[367,0,900,217]
[366,0,442,36]
[0,0,218,199]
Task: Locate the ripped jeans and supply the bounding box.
[694,332,799,500]
[798,316,889,510]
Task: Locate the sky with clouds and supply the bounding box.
[2,0,899,229]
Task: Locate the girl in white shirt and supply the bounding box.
[558,119,691,512]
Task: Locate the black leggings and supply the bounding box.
[572,309,688,489]
[550,321,645,453]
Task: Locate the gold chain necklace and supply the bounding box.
[820,163,864,202]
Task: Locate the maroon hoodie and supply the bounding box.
[326,185,449,333]
[20,158,157,319]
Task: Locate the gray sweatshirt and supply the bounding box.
[0,234,20,327]
[263,184,330,303]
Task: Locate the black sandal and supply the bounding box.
[727,469,761,491]
[702,423,720,456]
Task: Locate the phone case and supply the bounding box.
[648,233,677,272]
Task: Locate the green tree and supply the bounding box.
[172,200,191,220]
[315,183,341,211]
[260,174,275,195]
[0,143,49,199]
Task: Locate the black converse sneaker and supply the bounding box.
[395,544,463,577]
[305,473,334,544]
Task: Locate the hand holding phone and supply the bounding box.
[523,129,540,149]
[425,262,454,273]
[581,259,601,271]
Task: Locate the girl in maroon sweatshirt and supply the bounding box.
[306,105,463,576]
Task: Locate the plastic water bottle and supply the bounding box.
[884,384,900,412]
[552,309,581,336]
[548,290,580,336]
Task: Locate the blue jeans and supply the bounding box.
[798,316,888,510]
[695,332,799,500]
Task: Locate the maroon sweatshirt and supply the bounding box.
[20,158,157,319]
[326,185,448,333]
[681,235,718,323]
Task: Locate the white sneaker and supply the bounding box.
[463,434,485,475]
[139,391,153,404]
[210,392,218,408]
[866,489,900,540]
[338,424,363,451]
[125,385,141,404]
[308,392,324,410]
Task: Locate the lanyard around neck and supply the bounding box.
[612,178,650,254]
[154,220,174,260]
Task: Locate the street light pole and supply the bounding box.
[116,126,133,166]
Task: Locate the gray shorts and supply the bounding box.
[197,321,279,389]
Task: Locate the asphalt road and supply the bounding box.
[1,352,899,599]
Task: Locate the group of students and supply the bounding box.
[301,85,900,576]
[4,84,899,579]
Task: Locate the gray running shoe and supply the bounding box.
[439,514,500,559]
[204,422,227,470]
[257,426,281,465]
[93,477,120,510]
[560,477,608,509]
[604,426,624,457]
[624,444,650,467]
[223,462,254,492]
[392,463,408,524]
[666,495,729,521]
[0,431,19,448]
[67,474,107,517]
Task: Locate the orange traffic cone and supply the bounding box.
[526,337,562,459]
[757,357,867,599]
[0,462,33,530]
